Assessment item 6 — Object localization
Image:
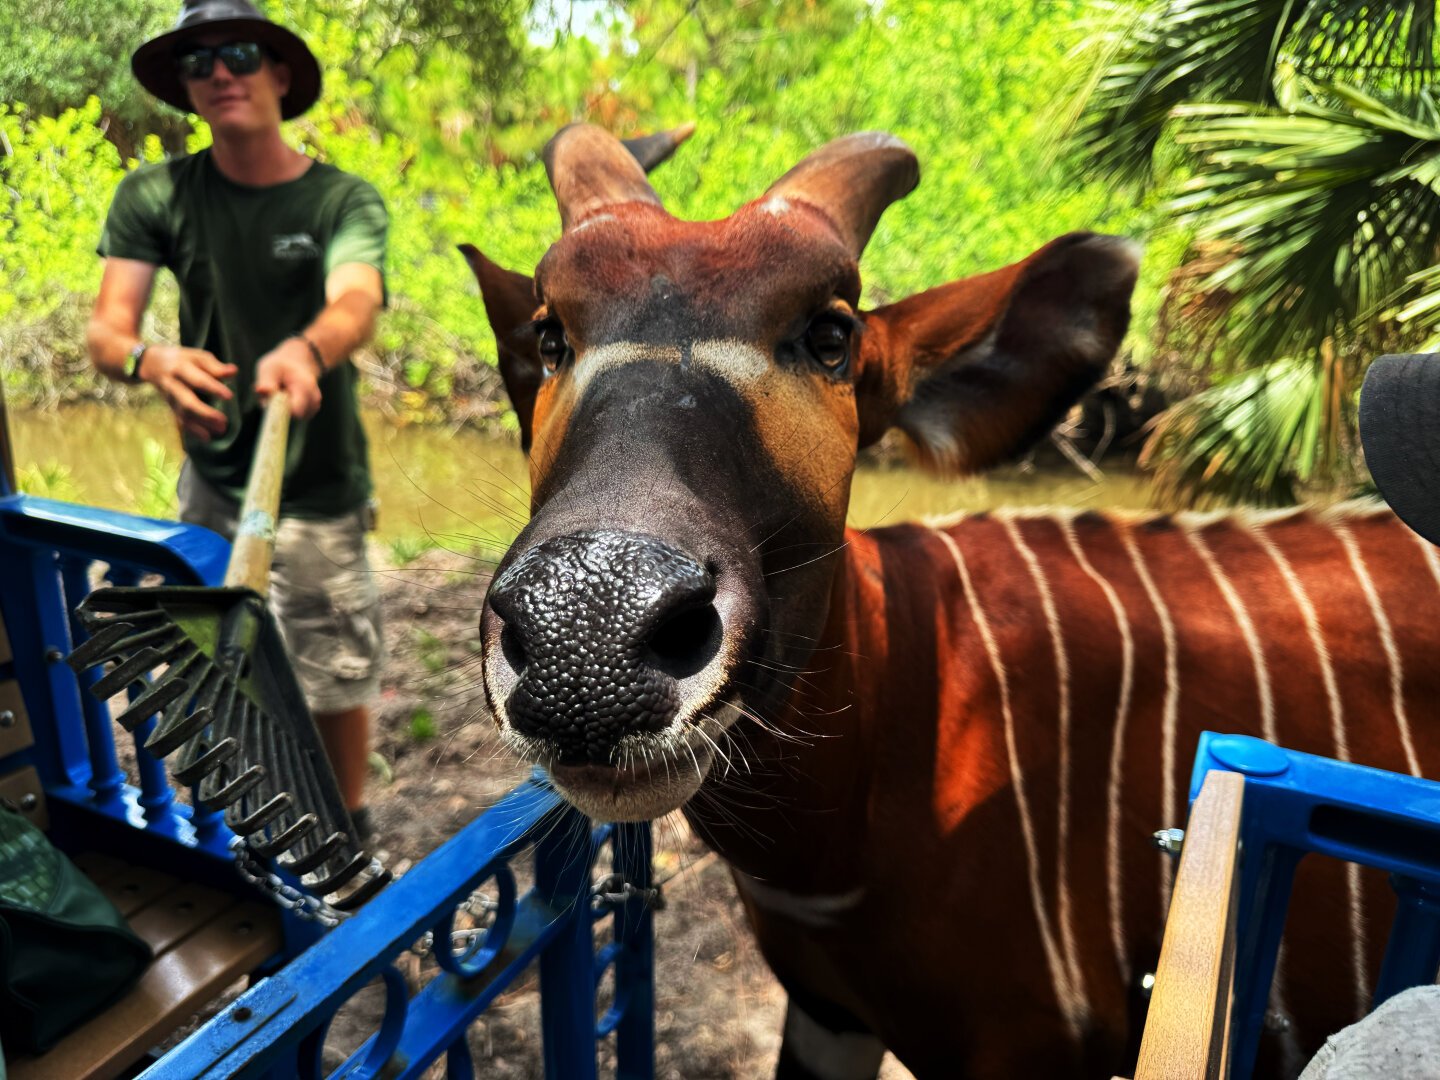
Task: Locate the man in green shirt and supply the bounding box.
[88,0,386,835]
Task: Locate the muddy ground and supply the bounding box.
[319,547,914,1079]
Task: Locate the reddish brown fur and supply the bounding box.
[687,508,1439,1077]
[465,127,1435,1080]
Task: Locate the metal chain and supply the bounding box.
[229,836,347,928]
[590,871,664,912]
[409,892,501,959]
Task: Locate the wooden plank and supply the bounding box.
[1133,770,1246,1080]
[0,679,33,757]
[71,851,129,886]
[0,606,11,665]
[0,765,46,831]
[95,865,180,919]
[126,882,237,957]
[10,900,281,1080]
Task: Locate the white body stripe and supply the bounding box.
[1118,527,1181,913]
[1256,522,1372,1011]
[1185,525,1277,741]
[932,526,1083,1038]
[1248,523,1347,757]
[1333,523,1419,777]
[1060,518,1135,984]
[1001,517,1087,1012]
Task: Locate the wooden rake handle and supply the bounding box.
[224,391,291,594]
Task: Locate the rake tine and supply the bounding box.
[67,620,141,672]
[110,622,188,658]
[200,698,249,811]
[78,592,173,616]
[146,705,212,759]
[209,688,248,750]
[91,645,167,700]
[147,664,224,756]
[306,850,370,895]
[290,747,334,842]
[204,763,264,809]
[227,791,293,836]
[235,696,282,822]
[280,831,345,876]
[173,736,237,787]
[252,813,317,859]
[148,663,229,757]
[328,867,392,911]
[114,646,203,731]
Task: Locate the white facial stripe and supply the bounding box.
[571,212,618,233]
[568,339,770,393]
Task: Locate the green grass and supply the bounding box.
[408,708,438,741]
[17,460,83,501]
[413,628,448,675]
[386,533,439,567]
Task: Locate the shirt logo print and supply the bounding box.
[272,233,321,261]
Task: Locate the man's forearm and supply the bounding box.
[298,290,379,372]
[87,317,144,382]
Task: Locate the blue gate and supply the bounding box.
[0,488,655,1078]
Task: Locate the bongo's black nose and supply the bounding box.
[487,531,721,762]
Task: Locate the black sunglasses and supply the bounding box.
[174,41,267,80]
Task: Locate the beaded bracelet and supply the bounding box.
[291,334,326,376]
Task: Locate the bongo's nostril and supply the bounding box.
[645,601,722,680]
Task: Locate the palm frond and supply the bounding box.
[1169,84,1440,366]
[1070,0,1440,182]
[1141,351,1353,507]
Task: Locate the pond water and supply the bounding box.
[8,403,1158,558]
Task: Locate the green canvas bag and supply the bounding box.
[0,802,151,1056]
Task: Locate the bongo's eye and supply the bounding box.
[537,320,570,373]
[805,316,852,372]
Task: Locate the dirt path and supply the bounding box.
[327,548,914,1078]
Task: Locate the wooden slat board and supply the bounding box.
[9,856,282,1080]
[0,679,33,758]
[0,765,45,832]
[95,865,180,920]
[69,851,129,886]
[1132,770,1246,1080]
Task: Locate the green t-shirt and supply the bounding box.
[98,148,387,518]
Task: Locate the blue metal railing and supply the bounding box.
[1187,733,1440,1079]
[147,780,654,1080]
[0,491,656,1077]
[0,493,233,856]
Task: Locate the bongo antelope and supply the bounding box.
[461,125,1440,1079]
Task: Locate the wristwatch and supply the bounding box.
[123,342,148,384]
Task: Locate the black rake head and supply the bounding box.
[68,585,390,912]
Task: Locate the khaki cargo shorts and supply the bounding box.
[177,463,385,714]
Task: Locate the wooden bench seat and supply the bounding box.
[9,851,282,1080]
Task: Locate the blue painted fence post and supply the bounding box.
[612,821,655,1080]
[535,804,599,1080]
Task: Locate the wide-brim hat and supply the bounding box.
[132,0,321,121]
[1359,353,1440,546]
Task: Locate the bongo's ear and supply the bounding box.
[458,244,541,451]
[855,232,1140,472]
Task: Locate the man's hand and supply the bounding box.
[139,345,237,442]
[255,337,323,419]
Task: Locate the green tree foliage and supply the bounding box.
[1072,0,1440,506]
[0,0,179,155]
[2,0,1148,430]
